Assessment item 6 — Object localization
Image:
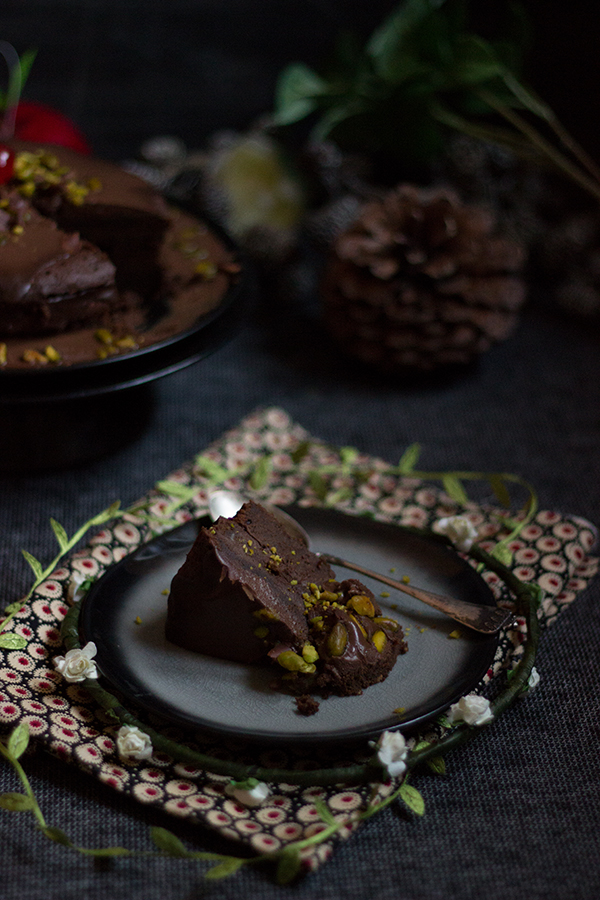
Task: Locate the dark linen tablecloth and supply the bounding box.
[1,294,599,900]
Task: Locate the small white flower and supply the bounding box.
[447,692,494,727]
[67,571,90,605]
[116,724,153,762]
[434,515,478,552]
[519,666,541,698]
[225,778,270,808]
[371,730,408,779]
[53,642,98,682]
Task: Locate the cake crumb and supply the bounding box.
[295,694,320,716]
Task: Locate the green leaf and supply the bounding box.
[399,782,425,816]
[308,471,329,501]
[528,582,544,609]
[489,474,512,509]
[7,721,30,760]
[0,792,35,811]
[449,35,504,87]
[276,848,302,884]
[90,500,121,525]
[425,755,446,775]
[155,480,194,499]
[150,826,190,858]
[81,845,131,857]
[49,518,69,552]
[249,455,272,490]
[0,633,27,650]
[491,542,513,566]
[18,48,37,85]
[3,601,24,616]
[441,474,469,505]
[193,455,231,483]
[310,97,366,143]
[325,486,353,506]
[273,63,329,126]
[398,442,421,474]
[339,445,359,468]
[367,0,439,82]
[21,550,43,580]
[205,857,245,880]
[43,826,73,847]
[314,796,336,826]
[291,440,310,464]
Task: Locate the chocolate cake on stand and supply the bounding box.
[0,142,246,472]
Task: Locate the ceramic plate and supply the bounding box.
[79,507,499,745]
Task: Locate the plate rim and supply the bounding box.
[78,508,500,745]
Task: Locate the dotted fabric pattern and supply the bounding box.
[0,407,597,874]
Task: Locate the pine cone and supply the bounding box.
[322,184,527,372]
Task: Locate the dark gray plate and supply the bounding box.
[79,507,499,745]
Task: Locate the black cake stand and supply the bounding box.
[0,245,250,473]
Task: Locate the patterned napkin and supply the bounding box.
[0,407,597,875]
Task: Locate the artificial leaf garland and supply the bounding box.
[0,444,543,882]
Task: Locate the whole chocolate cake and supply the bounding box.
[166,501,407,698]
[0,142,239,366]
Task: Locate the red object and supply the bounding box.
[0,144,14,183]
[11,100,92,155]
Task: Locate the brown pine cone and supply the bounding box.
[322,184,527,372]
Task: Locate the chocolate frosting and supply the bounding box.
[166,501,407,696]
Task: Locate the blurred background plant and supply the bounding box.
[271,0,600,203]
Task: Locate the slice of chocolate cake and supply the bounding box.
[166,501,407,697]
[0,142,240,359]
[0,187,119,336]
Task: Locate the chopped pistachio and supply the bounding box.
[347,594,375,617]
[327,622,348,657]
[22,349,48,365]
[277,651,316,674]
[372,630,387,652]
[114,335,138,350]
[94,328,114,345]
[301,643,319,664]
[194,260,218,280]
[44,345,61,363]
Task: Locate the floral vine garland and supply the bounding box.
[58,529,540,787]
[0,442,544,881]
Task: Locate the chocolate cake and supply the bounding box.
[0,142,239,365]
[166,501,407,697]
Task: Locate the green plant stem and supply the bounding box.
[0,741,47,829]
[500,69,600,186]
[476,88,600,204]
